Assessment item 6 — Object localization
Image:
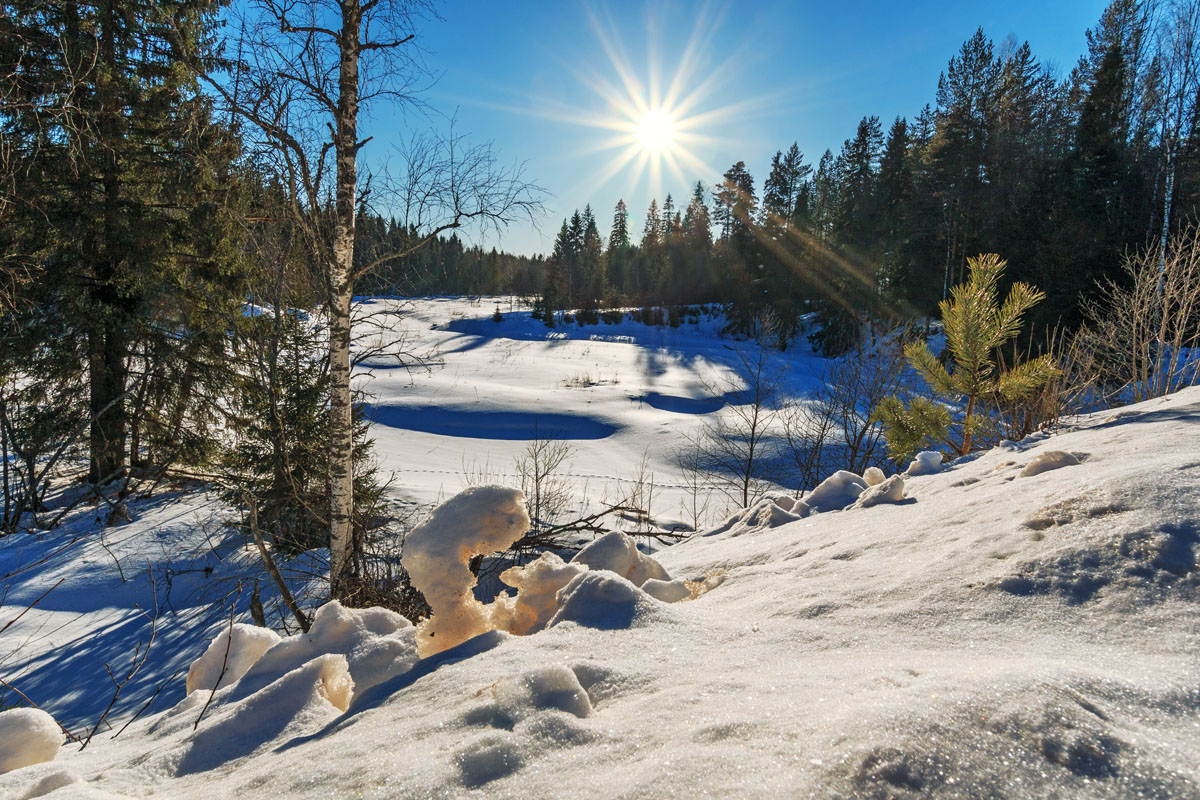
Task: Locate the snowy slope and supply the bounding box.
[2,387,1196,799]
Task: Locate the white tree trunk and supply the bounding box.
[329,1,361,600]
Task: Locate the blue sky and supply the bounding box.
[365,1,1110,256]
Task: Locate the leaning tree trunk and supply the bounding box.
[327,0,362,601]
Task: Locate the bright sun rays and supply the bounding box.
[459,4,781,205]
[519,3,772,200]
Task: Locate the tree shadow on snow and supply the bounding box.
[366,405,619,440]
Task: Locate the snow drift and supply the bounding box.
[1,388,1198,799]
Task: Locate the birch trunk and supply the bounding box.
[328,0,361,600]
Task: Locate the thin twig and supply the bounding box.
[0,577,63,635]
[194,599,238,730]
[0,677,82,743]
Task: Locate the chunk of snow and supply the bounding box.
[703,497,807,536]
[853,474,906,509]
[186,624,282,695]
[641,578,691,603]
[489,553,587,635]
[169,654,354,776]
[549,571,659,630]
[491,665,593,720]
[801,470,868,513]
[400,486,531,655]
[905,450,943,476]
[1019,450,1081,477]
[570,531,669,587]
[230,601,417,701]
[0,708,62,773]
[772,494,798,511]
[862,466,886,486]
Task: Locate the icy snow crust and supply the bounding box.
[0,389,1196,797]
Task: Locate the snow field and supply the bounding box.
[354,297,823,522]
[0,299,1196,798]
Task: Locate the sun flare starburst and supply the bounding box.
[635,108,677,155]
[514,4,774,201]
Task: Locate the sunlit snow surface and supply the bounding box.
[0,299,1197,798]
[353,297,822,519]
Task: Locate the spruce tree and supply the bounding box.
[1,0,241,485]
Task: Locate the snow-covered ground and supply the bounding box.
[0,299,1197,798]
[354,297,825,521]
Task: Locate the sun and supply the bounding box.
[636,108,677,154]
[502,5,773,199]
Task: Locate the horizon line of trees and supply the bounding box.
[528,1,1200,354]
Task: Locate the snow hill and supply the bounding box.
[2,386,1197,799]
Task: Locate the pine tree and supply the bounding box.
[543,220,570,325]
[834,115,885,251]
[682,182,712,248]
[874,254,1060,462]
[581,207,604,307]
[715,162,761,334]
[930,28,1000,292]
[607,199,631,296]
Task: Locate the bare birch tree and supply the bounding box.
[189,0,540,598]
[1155,1,1200,263]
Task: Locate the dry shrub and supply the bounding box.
[1078,224,1200,404]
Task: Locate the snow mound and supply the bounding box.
[0,708,62,774]
[229,601,417,701]
[2,766,86,798]
[904,450,943,476]
[548,571,663,630]
[401,486,531,655]
[1020,450,1081,477]
[489,553,587,635]
[570,531,669,586]
[862,466,886,486]
[852,474,905,509]
[169,653,353,776]
[801,470,868,513]
[455,665,595,788]
[185,623,282,695]
[481,665,593,723]
[704,496,806,537]
[993,520,1199,606]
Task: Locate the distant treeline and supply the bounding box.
[354,216,546,297]
[527,5,1200,353]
